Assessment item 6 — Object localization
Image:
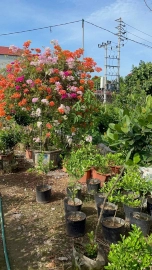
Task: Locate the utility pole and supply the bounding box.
[98,41,111,103]
[115,18,126,91]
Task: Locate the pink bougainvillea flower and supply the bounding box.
[61,94,68,99]
[26,79,33,85]
[32,97,39,103]
[9,45,19,53]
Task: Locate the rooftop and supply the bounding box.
[0,46,21,56]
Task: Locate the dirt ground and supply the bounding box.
[0,156,109,270]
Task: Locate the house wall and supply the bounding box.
[0,55,18,69]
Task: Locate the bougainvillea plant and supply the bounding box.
[0,40,102,151]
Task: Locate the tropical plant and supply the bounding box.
[104,95,152,164]
[85,231,98,259]
[0,40,102,152]
[105,225,152,270]
[105,152,125,166]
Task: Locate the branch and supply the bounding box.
[94,166,125,241]
[144,0,152,11]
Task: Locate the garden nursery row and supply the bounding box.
[0,40,152,269]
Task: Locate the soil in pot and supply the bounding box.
[97,202,117,218]
[147,197,152,216]
[87,178,100,195]
[66,211,86,237]
[36,184,51,203]
[130,212,152,236]
[102,217,125,244]
[64,197,82,213]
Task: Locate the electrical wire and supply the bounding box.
[126,30,152,45]
[124,21,152,39]
[0,20,82,36]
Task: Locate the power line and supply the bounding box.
[84,20,116,36]
[126,30,152,45]
[0,20,82,36]
[123,36,152,49]
[124,21,152,39]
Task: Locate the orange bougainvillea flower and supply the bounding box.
[58,108,64,114]
[18,98,27,107]
[49,101,55,107]
[34,78,42,85]
[80,79,85,84]
[23,40,31,48]
[79,86,84,92]
[46,123,52,129]
[6,115,11,120]
[46,95,52,100]
[46,132,51,137]
[11,92,21,99]
[35,48,41,53]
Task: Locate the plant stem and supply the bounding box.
[94,166,125,241]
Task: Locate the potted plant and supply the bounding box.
[28,152,54,203]
[130,211,152,236]
[87,178,101,195]
[0,125,21,171]
[64,183,83,214]
[65,211,86,238]
[105,152,125,174]
[63,143,98,184]
[105,225,152,270]
[72,231,106,270]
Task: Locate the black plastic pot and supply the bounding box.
[147,197,152,216]
[66,186,81,199]
[64,197,82,213]
[123,204,141,222]
[66,211,86,237]
[102,217,125,244]
[130,212,152,236]
[36,184,51,203]
[97,202,117,218]
[87,178,100,195]
[94,192,107,210]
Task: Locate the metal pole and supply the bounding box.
[103,43,107,103]
[82,19,84,60]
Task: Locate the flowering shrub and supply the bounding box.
[0,40,102,150]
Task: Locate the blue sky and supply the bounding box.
[0,0,152,78]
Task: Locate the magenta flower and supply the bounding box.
[32,98,39,103]
[16,76,24,82]
[70,93,77,98]
[16,85,20,90]
[61,94,68,99]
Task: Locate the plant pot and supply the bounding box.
[64,197,82,213]
[33,149,61,168]
[72,242,105,270]
[36,184,51,203]
[66,186,81,199]
[110,165,122,174]
[25,149,33,159]
[123,204,141,222]
[102,217,125,244]
[65,211,86,237]
[0,151,14,171]
[87,178,100,194]
[91,168,111,186]
[78,170,92,184]
[94,192,107,210]
[147,197,152,216]
[97,202,117,218]
[130,212,152,236]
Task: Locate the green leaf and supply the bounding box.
[133,153,140,164]
[126,148,134,162]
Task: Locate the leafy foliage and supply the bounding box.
[105,225,152,270]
